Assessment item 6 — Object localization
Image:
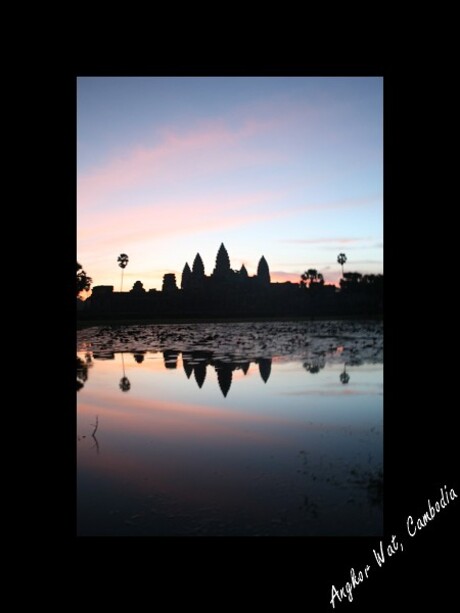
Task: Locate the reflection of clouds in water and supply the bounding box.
[280,389,369,396]
[77,338,383,536]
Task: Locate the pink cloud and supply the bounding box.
[281,194,381,218]
[77,188,295,257]
[281,236,372,245]
[78,118,283,210]
[78,389,294,437]
[78,190,378,255]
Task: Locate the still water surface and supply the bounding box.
[77,321,383,536]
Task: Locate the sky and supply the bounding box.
[77,77,383,293]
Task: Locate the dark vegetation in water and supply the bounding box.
[350,467,383,508]
[298,450,383,520]
[78,320,383,362]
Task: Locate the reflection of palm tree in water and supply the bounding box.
[77,356,88,391]
[340,365,350,384]
[119,353,131,392]
[303,353,326,374]
[77,353,93,391]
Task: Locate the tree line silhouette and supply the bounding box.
[76,262,92,296]
[77,246,382,318]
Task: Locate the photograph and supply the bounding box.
[76,76,383,538]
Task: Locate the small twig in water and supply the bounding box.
[91,416,100,454]
[91,415,99,437]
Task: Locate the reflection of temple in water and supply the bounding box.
[215,364,233,398]
[80,350,273,399]
[257,358,272,383]
[182,353,194,379]
[194,362,207,389]
[163,350,179,369]
[179,350,272,398]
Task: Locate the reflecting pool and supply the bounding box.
[77,321,383,536]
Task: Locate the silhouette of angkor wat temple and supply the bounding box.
[82,243,382,318]
[180,243,270,291]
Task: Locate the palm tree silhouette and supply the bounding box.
[337,253,347,278]
[76,262,92,296]
[117,253,129,291]
[301,269,324,288]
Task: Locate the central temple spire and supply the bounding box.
[257,255,270,285]
[213,243,231,278]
